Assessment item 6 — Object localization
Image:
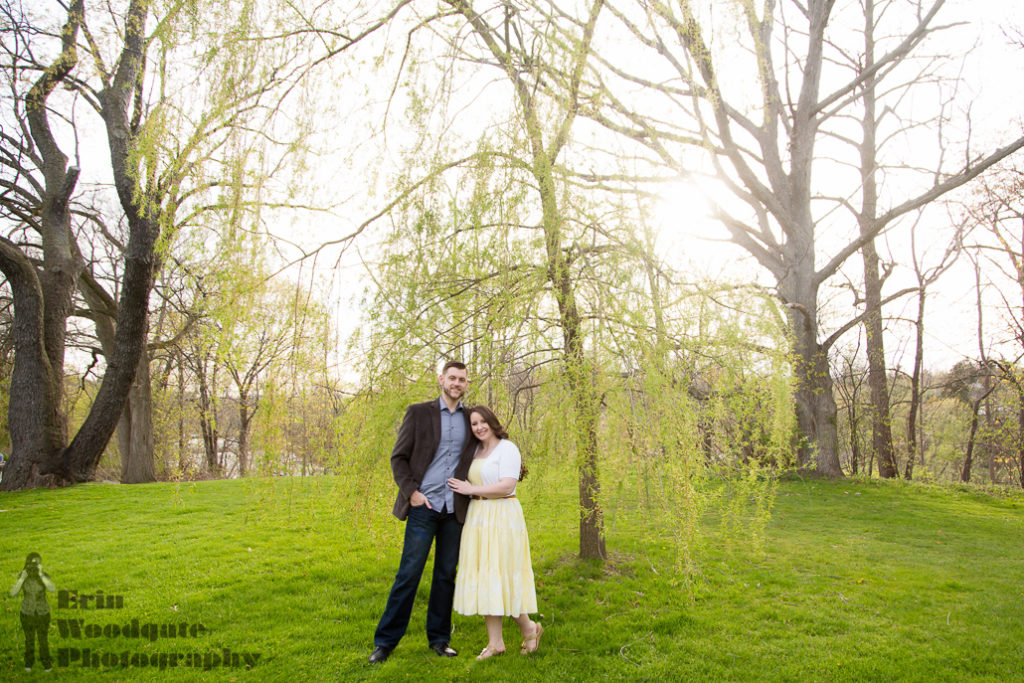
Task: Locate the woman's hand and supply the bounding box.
[447,478,476,496]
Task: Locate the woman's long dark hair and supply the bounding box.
[470,406,527,480]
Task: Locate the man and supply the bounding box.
[368,361,476,664]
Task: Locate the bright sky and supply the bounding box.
[643,0,1024,373]
[327,0,1023,377]
[17,0,1023,379]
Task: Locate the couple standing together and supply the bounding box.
[368,361,543,663]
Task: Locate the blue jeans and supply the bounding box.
[374,505,462,648]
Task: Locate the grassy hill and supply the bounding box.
[1,474,1021,681]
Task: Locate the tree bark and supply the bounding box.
[0,242,66,489]
[177,363,188,472]
[195,359,220,473]
[960,401,981,483]
[237,398,251,477]
[857,0,899,479]
[79,272,155,483]
[850,419,861,475]
[55,0,160,483]
[905,289,926,479]
[120,350,156,483]
[782,280,842,476]
[861,238,899,478]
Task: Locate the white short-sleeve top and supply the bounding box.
[476,440,522,494]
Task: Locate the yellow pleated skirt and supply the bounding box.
[453,468,537,616]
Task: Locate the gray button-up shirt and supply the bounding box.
[419,397,466,513]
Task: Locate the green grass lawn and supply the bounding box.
[1,474,1021,681]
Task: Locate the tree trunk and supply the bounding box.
[905,290,926,480]
[58,210,157,481]
[196,362,220,473]
[178,363,188,472]
[567,349,605,560]
[0,242,66,490]
[861,239,899,478]
[858,0,899,479]
[784,283,843,476]
[120,351,155,483]
[542,167,606,560]
[1018,402,1024,489]
[960,402,981,483]
[39,206,77,427]
[0,4,82,490]
[80,273,155,483]
[49,0,160,483]
[237,399,250,477]
[986,396,996,483]
[849,413,860,475]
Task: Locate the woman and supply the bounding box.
[9,552,55,672]
[448,406,543,660]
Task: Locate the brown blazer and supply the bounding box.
[390,399,478,523]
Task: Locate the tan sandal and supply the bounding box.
[476,646,505,661]
[520,622,543,654]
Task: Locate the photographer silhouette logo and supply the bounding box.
[9,552,55,672]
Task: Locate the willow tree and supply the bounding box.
[438,0,610,558]
[346,0,616,559]
[578,0,1024,475]
[353,0,800,567]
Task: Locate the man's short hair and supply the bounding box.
[441,360,467,374]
